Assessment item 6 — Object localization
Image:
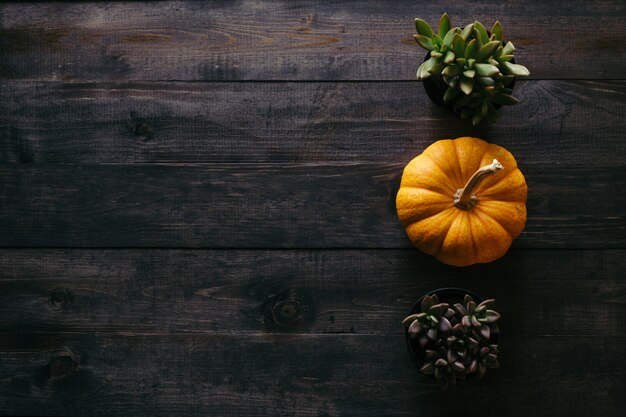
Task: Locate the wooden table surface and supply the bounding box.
[1,1,625,416]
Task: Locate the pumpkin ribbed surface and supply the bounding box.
[396,136,527,266]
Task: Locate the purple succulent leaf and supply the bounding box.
[424,349,439,360]
[480,346,490,356]
[429,303,449,317]
[421,295,434,313]
[435,358,448,367]
[462,315,472,327]
[452,361,466,373]
[467,300,477,314]
[469,359,478,374]
[431,294,440,304]
[463,294,473,305]
[490,323,500,334]
[477,299,496,311]
[453,303,467,317]
[403,314,419,326]
[419,335,429,347]
[471,315,481,327]
[485,310,501,323]
[451,323,464,335]
[468,337,479,349]
[447,349,457,364]
[439,316,452,332]
[408,320,422,337]
[480,324,491,340]
[420,361,436,375]
[427,327,438,341]
[445,308,456,319]
[477,362,486,379]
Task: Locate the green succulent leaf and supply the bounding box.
[428,63,445,76]
[451,34,465,57]
[502,41,516,55]
[443,27,458,47]
[481,99,489,117]
[491,92,520,105]
[501,62,530,77]
[438,13,451,38]
[474,21,489,44]
[460,77,473,95]
[416,60,430,80]
[472,112,483,126]
[415,18,434,38]
[476,40,502,62]
[414,34,435,51]
[497,54,514,63]
[463,69,475,78]
[431,33,443,47]
[459,23,475,41]
[476,76,495,86]
[445,75,460,88]
[443,87,459,103]
[455,57,466,65]
[475,63,500,77]
[464,39,478,59]
[442,64,462,77]
[491,21,503,41]
[430,51,443,58]
[443,50,456,64]
[460,107,473,119]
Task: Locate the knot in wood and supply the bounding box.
[49,288,72,309]
[133,122,154,139]
[261,289,313,329]
[48,352,80,378]
[272,299,303,325]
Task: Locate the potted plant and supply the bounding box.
[402,288,501,389]
[413,13,530,125]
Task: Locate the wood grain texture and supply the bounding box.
[2,80,625,165]
[0,249,624,336]
[0,1,624,81]
[0,332,624,417]
[0,163,624,248]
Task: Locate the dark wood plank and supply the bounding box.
[0,332,623,417]
[1,1,624,81]
[0,164,624,248]
[0,249,624,336]
[2,80,625,165]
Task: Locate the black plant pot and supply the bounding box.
[405,287,492,373]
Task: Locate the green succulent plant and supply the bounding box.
[414,13,530,125]
[403,293,501,389]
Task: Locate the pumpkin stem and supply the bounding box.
[453,159,504,210]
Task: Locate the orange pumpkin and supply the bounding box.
[396,137,527,266]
